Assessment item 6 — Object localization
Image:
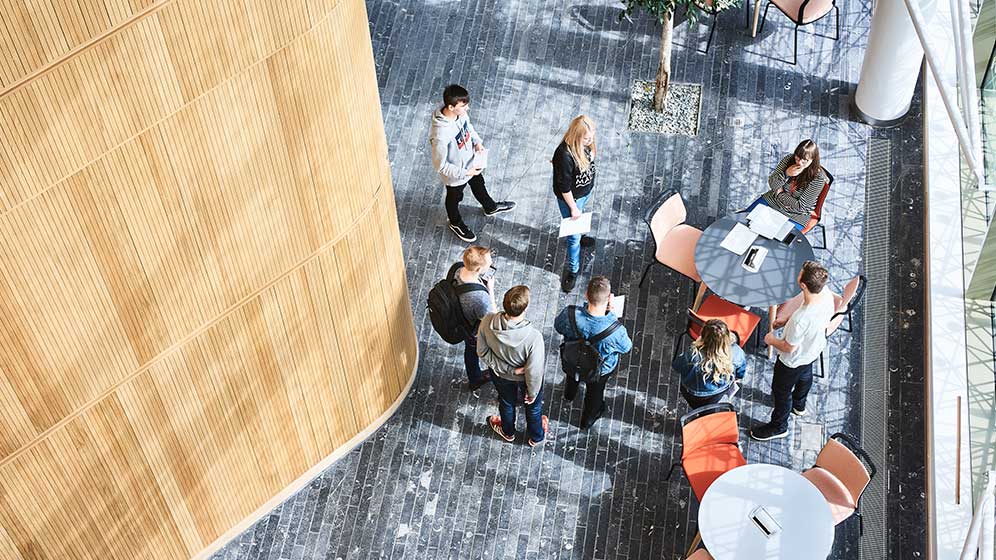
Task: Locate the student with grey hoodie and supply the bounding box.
[429,84,515,243]
[478,285,548,446]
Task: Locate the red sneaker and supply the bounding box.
[488,415,515,442]
[528,416,550,447]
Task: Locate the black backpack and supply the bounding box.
[427,262,488,344]
[559,305,623,383]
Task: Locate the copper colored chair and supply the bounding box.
[800,167,833,249]
[687,547,715,560]
[688,295,762,349]
[758,0,839,65]
[640,189,704,290]
[801,432,876,534]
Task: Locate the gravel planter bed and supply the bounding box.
[628,79,702,136]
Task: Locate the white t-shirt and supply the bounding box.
[777,288,836,368]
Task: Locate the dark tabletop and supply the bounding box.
[694,215,815,308]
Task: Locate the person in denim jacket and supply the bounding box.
[554,276,632,429]
[672,320,747,409]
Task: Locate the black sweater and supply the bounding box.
[552,141,596,200]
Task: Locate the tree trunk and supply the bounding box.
[653,14,673,112]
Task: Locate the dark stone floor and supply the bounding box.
[211,0,925,558]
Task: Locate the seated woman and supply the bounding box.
[672,319,747,409]
[755,139,827,229]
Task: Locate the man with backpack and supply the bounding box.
[477,285,547,446]
[554,276,633,429]
[426,245,497,390]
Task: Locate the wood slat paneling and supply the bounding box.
[0,0,415,558]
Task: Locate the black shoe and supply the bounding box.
[483,201,516,216]
[750,423,789,441]
[469,370,492,391]
[561,271,577,293]
[581,403,607,430]
[448,222,477,243]
[791,406,806,417]
[580,235,595,247]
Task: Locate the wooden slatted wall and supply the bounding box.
[0,0,417,558]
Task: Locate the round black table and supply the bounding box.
[694,216,815,308]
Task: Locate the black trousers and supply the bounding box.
[564,372,607,426]
[769,358,814,430]
[445,174,496,225]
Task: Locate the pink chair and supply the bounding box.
[758,0,839,65]
[687,548,714,560]
[801,432,876,534]
[640,190,704,292]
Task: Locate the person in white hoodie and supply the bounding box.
[429,84,515,243]
[478,285,547,446]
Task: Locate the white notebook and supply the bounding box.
[720,222,758,255]
[558,212,592,237]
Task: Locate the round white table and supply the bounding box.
[698,464,835,560]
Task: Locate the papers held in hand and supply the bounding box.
[470,148,488,169]
[720,222,758,255]
[559,212,592,237]
[610,295,625,317]
[746,204,792,240]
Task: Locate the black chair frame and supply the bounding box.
[696,1,752,53]
[639,188,682,288]
[817,274,866,378]
[758,0,840,65]
[813,432,877,535]
[808,166,834,250]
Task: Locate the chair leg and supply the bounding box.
[759,1,772,34]
[665,462,680,481]
[705,13,718,52]
[834,4,840,40]
[817,351,826,378]
[692,282,708,312]
[856,510,864,536]
[793,25,799,65]
[685,531,703,557]
[639,262,654,288]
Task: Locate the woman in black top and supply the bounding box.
[553,115,597,292]
[758,139,827,228]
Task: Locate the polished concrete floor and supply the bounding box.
[211,0,926,558]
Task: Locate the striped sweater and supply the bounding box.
[760,154,827,224]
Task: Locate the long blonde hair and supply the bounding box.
[562,115,596,172]
[691,320,736,385]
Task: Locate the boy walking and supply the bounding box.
[554,276,633,429]
[478,286,548,446]
[429,84,515,243]
[751,261,836,441]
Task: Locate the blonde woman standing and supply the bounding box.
[671,320,747,409]
[553,115,597,292]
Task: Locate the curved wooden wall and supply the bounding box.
[0,1,417,558]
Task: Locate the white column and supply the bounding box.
[853,0,926,125]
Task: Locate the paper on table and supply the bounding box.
[610,295,625,317]
[774,219,795,241]
[558,212,592,237]
[720,222,758,255]
[470,148,488,169]
[746,204,790,239]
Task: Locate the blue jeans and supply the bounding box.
[464,335,487,385]
[491,375,545,442]
[557,194,591,273]
[743,197,805,231]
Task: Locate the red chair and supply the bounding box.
[688,295,762,349]
[800,167,833,249]
[666,403,746,556]
[640,189,703,289]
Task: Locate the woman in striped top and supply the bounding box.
[759,139,827,227]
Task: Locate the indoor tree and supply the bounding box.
[620,0,740,111]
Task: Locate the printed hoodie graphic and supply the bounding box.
[429,108,481,186]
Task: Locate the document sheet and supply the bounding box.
[470,148,488,169]
[610,295,625,317]
[558,212,592,237]
[746,204,790,239]
[720,222,758,255]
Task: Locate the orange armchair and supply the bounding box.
[801,167,833,249]
[665,403,747,501]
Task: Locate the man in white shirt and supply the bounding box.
[751,261,836,441]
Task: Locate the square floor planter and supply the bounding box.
[628,79,702,136]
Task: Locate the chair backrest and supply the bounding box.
[687,306,745,347]
[796,0,835,23]
[811,168,833,220]
[814,433,876,502]
[826,275,866,336]
[645,189,687,250]
[687,548,715,560]
[680,402,740,458]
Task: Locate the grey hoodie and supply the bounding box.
[477,312,545,399]
[429,108,482,186]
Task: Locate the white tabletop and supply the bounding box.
[698,464,835,560]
